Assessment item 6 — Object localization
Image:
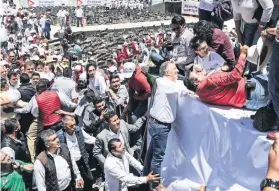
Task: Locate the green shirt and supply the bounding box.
[0,160,29,191]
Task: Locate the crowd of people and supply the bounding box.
[0,0,279,190]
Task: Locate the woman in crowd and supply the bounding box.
[193,20,235,70]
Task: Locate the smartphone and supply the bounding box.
[267,132,276,140]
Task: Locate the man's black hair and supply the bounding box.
[7,71,18,79]
[85,90,96,102]
[86,63,97,73]
[39,78,51,88]
[20,73,30,84]
[8,50,16,56]
[171,15,186,26]
[1,78,7,88]
[93,96,103,105]
[184,66,197,92]
[104,111,118,122]
[108,138,121,153]
[36,81,48,92]
[190,36,207,51]
[63,67,72,78]
[32,72,40,78]
[109,74,120,82]
[77,80,87,91]
[193,20,215,46]
[4,118,19,134]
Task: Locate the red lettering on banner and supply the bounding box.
[28,0,35,6]
[77,0,83,6]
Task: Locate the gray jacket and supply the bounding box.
[93,116,146,169]
[171,28,195,70]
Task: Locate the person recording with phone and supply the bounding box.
[149,15,195,75]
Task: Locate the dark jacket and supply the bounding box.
[37,143,75,191]
[1,132,31,163]
[56,126,89,166]
[17,83,36,102]
[18,83,36,134]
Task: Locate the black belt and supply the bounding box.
[149,117,171,127]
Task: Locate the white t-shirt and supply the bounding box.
[194,51,225,73]
[88,71,107,95]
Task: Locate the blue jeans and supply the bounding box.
[243,22,260,46]
[59,17,65,29]
[149,52,165,67]
[268,41,279,121]
[244,74,269,110]
[143,121,170,176]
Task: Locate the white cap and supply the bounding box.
[247,37,263,65]
[27,36,33,41]
[108,65,117,73]
[1,147,15,161]
[31,55,40,61]
[117,45,122,49]
[122,62,136,78]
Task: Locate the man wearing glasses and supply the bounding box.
[150,15,195,75]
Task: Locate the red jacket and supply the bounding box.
[131,42,139,55]
[128,66,151,101]
[156,33,163,47]
[197,56,247,108]
[36,91,62,127]
[116,50,123,63]
[122,47,129,59]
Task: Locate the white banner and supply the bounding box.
[161,96,270,190]
[181,0,199,15]
[83,0,104,6]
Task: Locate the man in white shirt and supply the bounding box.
[34,129,84,191]
[143,61,190,182]
[57,5,69,29]
[86,63,107,96]
[39,14,46,37]
[57,115,95,191]
[75,6,83,27]
[104,138,160,191]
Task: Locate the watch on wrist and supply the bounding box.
[261,178,279,190]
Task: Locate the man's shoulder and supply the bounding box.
[96,129,109,139]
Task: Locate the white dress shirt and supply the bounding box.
[104,152,146,191]
[57,10,69,18]
[14,91,77,118]
[65,129,96,161]
[52,77,77,100]
[109,129,125,146]
[75,9,83,18]
[149,77,187,123]
[34,149,81,191]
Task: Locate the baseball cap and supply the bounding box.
[122,62,136,79]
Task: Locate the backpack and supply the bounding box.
[142,71,156,88]
[253,0,279,28]
[253,102,277,132]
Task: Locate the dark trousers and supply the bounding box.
[44,121,63,132]
[199,8,224,29]
[77,17,83,27]
[44,31,50,40]
[76,158,94,191]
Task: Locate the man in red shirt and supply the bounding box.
[184,45,268,110]
[122,62,151,120]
